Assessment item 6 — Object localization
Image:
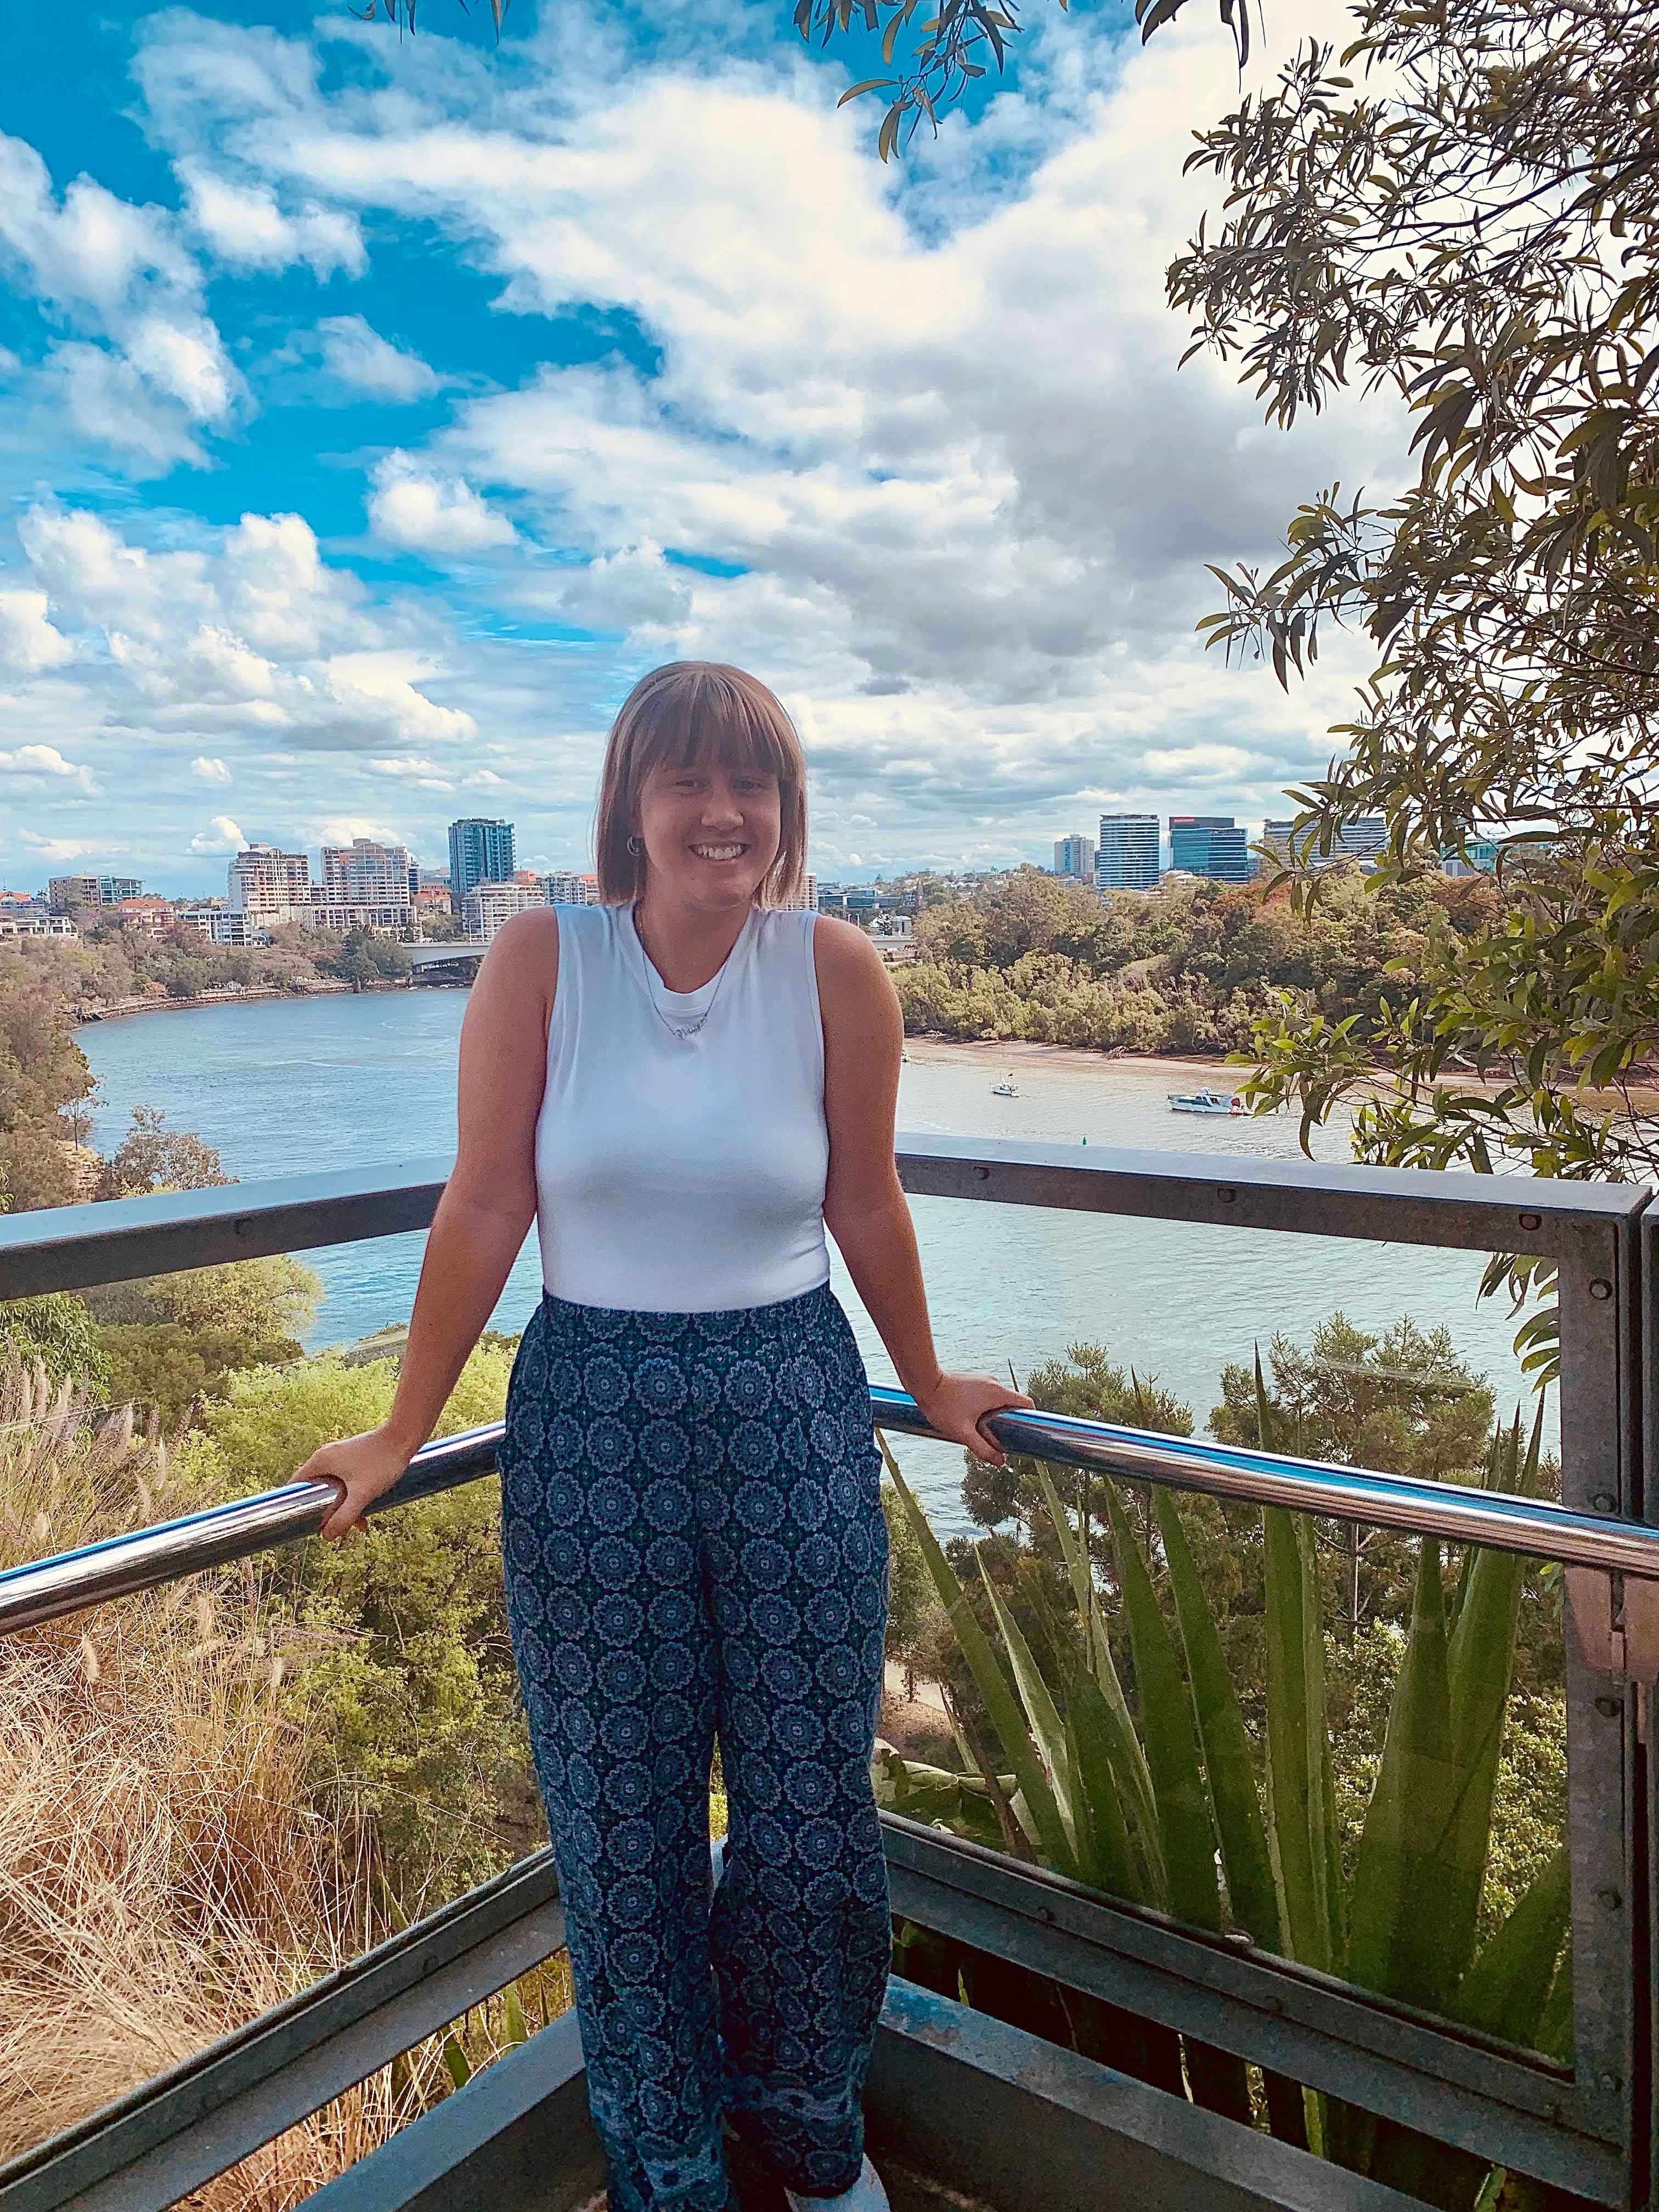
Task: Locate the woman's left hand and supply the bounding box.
[912,1370,1034,1466]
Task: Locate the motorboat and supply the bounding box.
[1167,1085,1243,1115]
[991,1074,1019,1097]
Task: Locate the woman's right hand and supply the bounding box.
[300,1426,418,1541]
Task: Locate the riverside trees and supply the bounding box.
[894,864,1493,1055]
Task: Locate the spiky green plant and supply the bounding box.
[877,1383,1571,2205]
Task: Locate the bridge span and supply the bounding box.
[408,939,487,970]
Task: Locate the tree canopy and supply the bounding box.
[1166,0,1659,1230]
[359,0,1239,162]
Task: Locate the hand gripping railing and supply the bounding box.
[4,1391,1656,1663]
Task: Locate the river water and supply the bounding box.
[76,990,1547,1533]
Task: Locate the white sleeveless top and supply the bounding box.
[533,902,832,1312]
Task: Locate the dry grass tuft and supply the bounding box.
[0,1359,568,2207]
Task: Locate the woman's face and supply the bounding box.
[635,752,782,912]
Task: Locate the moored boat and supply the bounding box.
[1167,1085,1243,1115]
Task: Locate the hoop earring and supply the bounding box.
[627,834,644,856]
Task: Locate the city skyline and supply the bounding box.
[0,804,1337,904]
[0,1,1406,904]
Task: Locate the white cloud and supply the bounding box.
[0,0,1417,883]
[123,309,238,421]
[0,743,94,792]
[16,505,478,753]
[0,132,191,313]
[17,828,100,861]
[191,754,232,782]
[0,130,245,472]
[177,160,364,278]
[188,814,246,854]
[309,815,410,849]
[366,754,455,788]
[316,314,437,401]
[324,651,476,743]
[0,591,73,675]
[125,2,1402,860]
[48,341,213,469]
[368,451,517,554]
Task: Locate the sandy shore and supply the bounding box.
[902,1036,1257,1083]
[903,1031,1659,1111]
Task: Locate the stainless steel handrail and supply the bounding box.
[878,1391,1646,1572]
[2,1392,1651,1640]
[0,1425,503,1636]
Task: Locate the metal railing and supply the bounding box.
[0,1137,1650,2209]
[4,1390,1658,1640]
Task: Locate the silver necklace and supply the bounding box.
[634,911,741,1043]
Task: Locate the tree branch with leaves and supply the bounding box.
[1165,0,1659,1366]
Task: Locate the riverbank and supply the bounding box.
[902,1035,1261,1083]
[907,1031,1659,1111]
[77,978,393,1022]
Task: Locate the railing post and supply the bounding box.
[1558,1209,1650,2186]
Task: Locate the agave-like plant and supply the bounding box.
[876,1361,1571,2206]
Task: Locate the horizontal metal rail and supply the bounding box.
[0,1425,502,1635]
[877,1391,1652,1575]
[3,1391,1654,1640]
[0,1138,1645,1302]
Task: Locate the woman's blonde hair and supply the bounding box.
[594,662,808,907]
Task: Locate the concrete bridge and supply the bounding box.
[408,938,487,971]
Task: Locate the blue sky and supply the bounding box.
[0,0,1397,895]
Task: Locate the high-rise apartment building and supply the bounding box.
[1168,816,1250,884]
[1053,834,1096,883]
[227,846,310,919]
[1095,815,1160,891]
[448,819,516,906]
[780,872,818,913]
[47,873,142,912]
[464,879,545,940]
[321,837,414,912]
[541,872,602,907]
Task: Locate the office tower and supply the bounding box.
[1340,815,1387,860]
[1262,814,1386,867]
[1095,815,1160,891]
[448,819,516,906]
[1167,816,1251,884]
[1053,834,1096,882]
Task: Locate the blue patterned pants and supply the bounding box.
[499,1284,892,2212]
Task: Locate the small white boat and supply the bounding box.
[991,1074,1019,1097]
[1168,1086,1243,1116]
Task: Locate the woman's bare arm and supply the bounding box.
[815,917,1030,1465]
[302,907,559,1537]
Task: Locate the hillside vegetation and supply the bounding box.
[895,867,1494,1057]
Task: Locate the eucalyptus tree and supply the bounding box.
[359,0,1242,159]
[1162,0,1659,1316]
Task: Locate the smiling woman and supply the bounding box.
[294,657,1030,2212]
